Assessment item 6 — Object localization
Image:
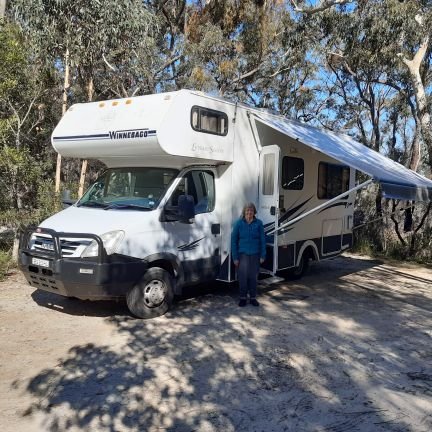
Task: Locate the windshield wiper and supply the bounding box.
[104,203,151,211]
[77,200,107,208]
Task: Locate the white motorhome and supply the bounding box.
[19,90,432,318]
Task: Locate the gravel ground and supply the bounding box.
[0,253,431,432]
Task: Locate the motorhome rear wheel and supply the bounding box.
[288,255,309,280]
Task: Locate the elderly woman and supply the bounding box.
[231,202,266,307]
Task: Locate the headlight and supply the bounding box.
[81,230,125,258]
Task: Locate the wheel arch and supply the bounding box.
[296,241,319,266]
[144,253,184,295]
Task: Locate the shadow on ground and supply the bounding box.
[20,255,432,431]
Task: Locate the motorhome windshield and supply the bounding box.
[77,167,179,210]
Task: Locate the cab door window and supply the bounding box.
[169,170,215,214]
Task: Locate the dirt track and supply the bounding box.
[0,253,431,432]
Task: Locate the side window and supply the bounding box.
[191,106,228,136]
[282,156,304,190]
[262,153,275,195]
[191,171,215,214]
[318,162,350,199]
[168,170,215,214]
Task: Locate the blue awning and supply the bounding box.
[255,114,432,202]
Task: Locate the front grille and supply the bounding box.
[29,234,92,258]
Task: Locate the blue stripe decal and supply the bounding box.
[178,237,205,252]
[53,130,157,142]
[53,133,110,140]
[318,201,349,213]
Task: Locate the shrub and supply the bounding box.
[0,250,11,281]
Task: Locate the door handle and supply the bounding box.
[211,224,221,235]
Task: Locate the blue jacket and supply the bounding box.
[231,217,266,261]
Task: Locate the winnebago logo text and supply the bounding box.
[109,129,156,139]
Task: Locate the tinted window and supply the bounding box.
[282,156,304,190]
[169,170,215,214]
[262,153,275,195]
[191,106,228,136]
[318,162,350,199]
[78,167,179,210]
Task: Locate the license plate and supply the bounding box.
[32,257,50,268]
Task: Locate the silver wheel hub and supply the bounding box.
[143,279,167,307]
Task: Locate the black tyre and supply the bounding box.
[287,255,309,280]
[126,267,174,319]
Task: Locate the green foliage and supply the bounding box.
[352,198,432,266]
[0,21,27,101]
[11,0,158,98]
[351,231,375,256]
[0,178,61,229]
[0,146,48,211]
[0,250,12,281]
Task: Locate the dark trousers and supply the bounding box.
[238,254,260,299]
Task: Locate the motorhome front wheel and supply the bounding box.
[126,267,174,319]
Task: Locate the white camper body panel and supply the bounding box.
[254,122,355,270]
[52,90,234,168]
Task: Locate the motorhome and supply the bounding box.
[19,90,432,318]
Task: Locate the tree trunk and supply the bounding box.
[409,67,432,171]
[0,0,6,18]
[408,123,421,171]
[374,189,383,251]
[12,231,19,262]
[77,77,94,198]
[78,159,88,199]
[55,47,70,193]
[399,29,432,172]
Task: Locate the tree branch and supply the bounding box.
[414,202,432,235]
[290,0,353,14]
[390,200,407,246]
[102,53,116,72]
[232,66,261,84]
[153,55,182,78]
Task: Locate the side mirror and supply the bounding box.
[178,194,195,223]
[62,199,75,208]
[62,189,75,208]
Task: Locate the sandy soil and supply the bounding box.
[0,253,431,432]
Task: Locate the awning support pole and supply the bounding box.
[267,179,374,236]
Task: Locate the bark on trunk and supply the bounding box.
[77,77,94,198]
[78,159,88,199]
[408,126,421,171]
[55,47,70,193]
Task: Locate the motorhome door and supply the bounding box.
[258,145,280,273]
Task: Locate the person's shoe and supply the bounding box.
[250,299,259,307]
[238,299,247,307]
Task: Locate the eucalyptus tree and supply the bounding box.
[303,0,432,255]
[176,0,315,119]
[0,21,54,212]
[11,0,157,195]
[289,0,432,171]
